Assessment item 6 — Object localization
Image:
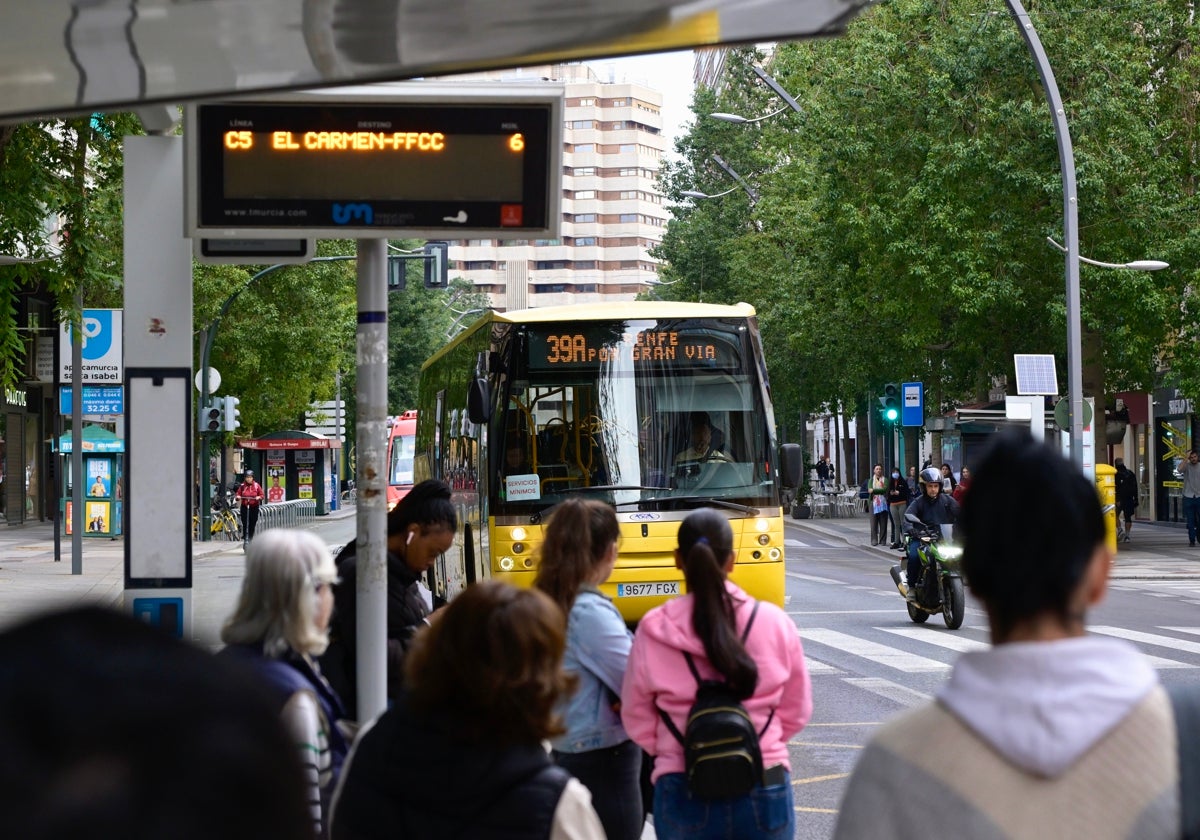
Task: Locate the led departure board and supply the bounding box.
[185,85,562,239]
[527,325,739,371]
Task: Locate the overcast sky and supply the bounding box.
[589,50,697,155]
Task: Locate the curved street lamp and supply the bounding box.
[1046,237,1169,271]
[681,186,740,200]
[709,106,790,125]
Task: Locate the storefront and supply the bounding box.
[1152,385,1196,524]
[1,385,43,526]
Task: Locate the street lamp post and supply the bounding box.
[1046,237,1169,272]
[709,64,805,124]
[1003,0,1085,467]
[681,187,740,200]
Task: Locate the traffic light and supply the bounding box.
[387,255,406,292]
[224,395,241,433]
[423,241,449,288]
[878,383,900,424]
[199,399,223,433]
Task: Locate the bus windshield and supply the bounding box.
[496,316,773,513]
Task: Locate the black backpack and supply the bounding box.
[657,601,774,799]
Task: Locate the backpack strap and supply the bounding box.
[657,600,765,746]
[1169,684,1200,840]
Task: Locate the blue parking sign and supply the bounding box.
[902,382,924,427]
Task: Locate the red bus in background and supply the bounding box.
[386,410,418,510]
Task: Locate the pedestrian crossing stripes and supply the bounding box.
[798,625,1200,678]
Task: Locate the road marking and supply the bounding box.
[1088,626,1200,668]
[802,628,950,673]
[787,571,842,585]
[843,676,931,706]
[876,626,989,653]
[1162,627,1200,636]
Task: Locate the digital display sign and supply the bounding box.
[185,85,562,239]
[528,325,739,371]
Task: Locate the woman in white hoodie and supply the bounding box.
[834,430,1177,840]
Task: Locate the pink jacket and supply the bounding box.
[620,580,812,782]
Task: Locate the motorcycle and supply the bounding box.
[888,512,966,629]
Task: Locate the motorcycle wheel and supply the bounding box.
[907,601,929,623]
[943,576,965,629]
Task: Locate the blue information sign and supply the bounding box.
[59,386,124,415]
[902,381,924,427]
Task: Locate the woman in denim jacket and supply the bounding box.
[535,498,643,840]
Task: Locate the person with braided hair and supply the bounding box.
[620,508,812,839]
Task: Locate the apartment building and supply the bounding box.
[447,64,668,310]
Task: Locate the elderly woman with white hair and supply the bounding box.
[220,528,350,838]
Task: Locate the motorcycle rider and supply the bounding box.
[902,467,960,603]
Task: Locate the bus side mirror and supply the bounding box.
[467,377,492,424]
[779,443,803,488]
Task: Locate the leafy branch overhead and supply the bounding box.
[654,0,1199,427]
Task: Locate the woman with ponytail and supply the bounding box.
[621,508,812,840]
[534,498,643,840]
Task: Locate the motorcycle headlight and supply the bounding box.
[939,546,963,561]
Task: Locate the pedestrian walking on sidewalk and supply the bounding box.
[1182,450,1200,548]
[236,468,266,546]
[1114,458,1138,542]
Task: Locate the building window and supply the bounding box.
[575,284,597,293]
[578,98,595,107]
[574,260,596,270]
[619,144,635,153]
[533,284,567,294]
[574,143,594,153]
[619,213,638,223]
[569,119,595,129]
[573,213,596,223]
[574,237,596,246]
[574,190,595,200]
[574,166,595,176]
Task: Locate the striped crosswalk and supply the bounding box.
[797,624,1200,684]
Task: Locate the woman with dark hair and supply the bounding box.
[940,462,958,493]
[535,498,642,840]
[834,431,1178,839]
[621,509,812,840]
[329,581,606,839]
[319,479,457,718]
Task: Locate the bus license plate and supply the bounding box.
[617,581,680,598]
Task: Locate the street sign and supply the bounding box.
[1053,397,1093,429]
[901,381,923,427]
[59,385,124,415]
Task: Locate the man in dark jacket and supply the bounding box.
[1114,458,1138,542]
[903,467,960,602]
[319,480,457,719]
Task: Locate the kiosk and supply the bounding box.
[55,424,124,537]
[238,430,339,515]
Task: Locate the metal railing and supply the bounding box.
[255,499,317,534]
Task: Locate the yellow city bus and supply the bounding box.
[414,301,801,621]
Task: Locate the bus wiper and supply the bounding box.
[667,496,761,516]
[585,484,671,493]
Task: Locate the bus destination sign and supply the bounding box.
[528,327,737,370]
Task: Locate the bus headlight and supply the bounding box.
[754,518,770,533]
[499,556,514,571]
[757,533,770,546]
[769,547,782,560]
[512,543,525,554]
[511,527,528,541]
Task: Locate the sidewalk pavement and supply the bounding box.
[790,510,1200,580]
[0,508,357,649]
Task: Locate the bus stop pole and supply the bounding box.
[355,238,390,723]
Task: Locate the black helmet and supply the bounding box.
[244,469,254,477]
[919,467,941,485]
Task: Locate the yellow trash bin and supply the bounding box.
[1095,463,1117,552]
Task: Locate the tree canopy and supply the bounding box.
[655,0,1200,429]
